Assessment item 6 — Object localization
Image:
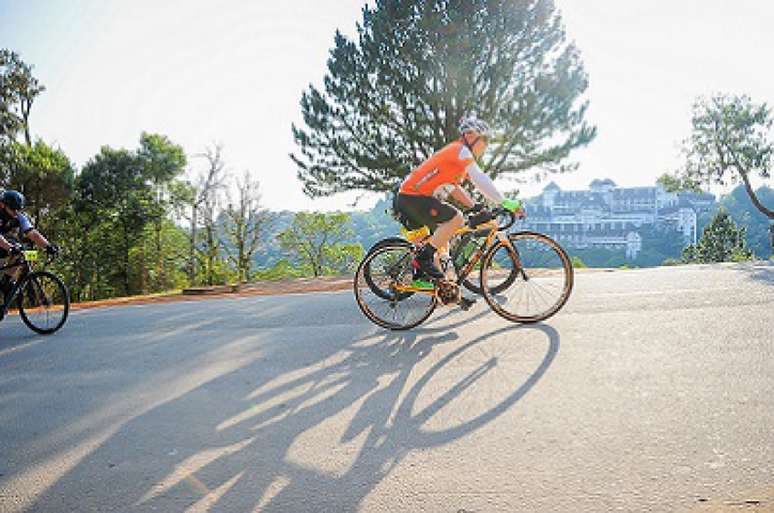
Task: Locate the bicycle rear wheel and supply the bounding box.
[354,243,436,330]
[480,232,573,323]
[18,271,70,334]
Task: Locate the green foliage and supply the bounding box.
[349,196,401,251]
[253,259,307,281]
[2,140,75,229]
[134,221,191,293]
[682,208,753,263]
[570,256,587,268]
[676,94,774,246]
[719,184,774,259]
[292,0,595,197]
[222,171,271,283]
[566,247,626,268]
[77,146,153,295]
[277,211,364,276]
[137,132,187,184]
[656,172,701,194]
[58,134,188,297]
[0,49,44,146]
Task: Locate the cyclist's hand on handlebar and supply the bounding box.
[468,208,494,227]
[502,198,527,219]
[9,244,21,256]
[468,202,486,214]
[45,244,60,257]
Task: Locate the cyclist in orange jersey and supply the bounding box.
[396,116,524,279]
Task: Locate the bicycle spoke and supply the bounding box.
[481,233,573,323]
[355,243,436,330]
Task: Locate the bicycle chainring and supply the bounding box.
[436,279,461,305]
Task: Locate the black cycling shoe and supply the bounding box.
[414,245,444,280]
[458,296,477,311]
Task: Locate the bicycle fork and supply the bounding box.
[496,232,527,281]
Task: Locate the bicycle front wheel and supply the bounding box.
[354,243,436,330]
[18,271,70,334]
[480,232,573,323]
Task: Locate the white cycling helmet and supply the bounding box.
[458,116,492,137]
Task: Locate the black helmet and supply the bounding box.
[1,190,25,211]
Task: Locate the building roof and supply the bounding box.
[612,187,656,199]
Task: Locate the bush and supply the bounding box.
[571,256,587,268]
[253,259,307,281]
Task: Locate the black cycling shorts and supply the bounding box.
[395,193,459,231]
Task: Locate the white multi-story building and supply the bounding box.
[521,179,716,260]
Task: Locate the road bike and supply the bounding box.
[0,249,70,334]
[354,208,574,330]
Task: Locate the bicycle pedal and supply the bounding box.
[458,297,476,311]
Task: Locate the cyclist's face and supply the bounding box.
[3,204,18,216]
[470,131,488,157]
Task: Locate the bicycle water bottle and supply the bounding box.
[453,234,477,269]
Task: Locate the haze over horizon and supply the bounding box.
[2,0,773,211]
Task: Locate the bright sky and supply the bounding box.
[1,0,772,211]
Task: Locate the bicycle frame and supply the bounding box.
[0,252,38,311]
[392,215,520,296]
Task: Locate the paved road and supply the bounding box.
[0,263,772,513]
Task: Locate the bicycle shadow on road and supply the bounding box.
[18,307,560,512]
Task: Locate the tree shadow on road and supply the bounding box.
[16,296,560,512]
[732,260,774,287]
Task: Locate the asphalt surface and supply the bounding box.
[0,263,772,513]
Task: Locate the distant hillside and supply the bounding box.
[249,184,772,271]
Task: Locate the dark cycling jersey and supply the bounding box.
[0,209,33,237]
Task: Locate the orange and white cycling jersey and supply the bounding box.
[399,141,475,199]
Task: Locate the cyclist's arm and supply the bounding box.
[0,234,15,252]
[466,162,504,204]
[26,229,51,249]
[16,214,51,249]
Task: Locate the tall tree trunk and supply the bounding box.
[189,206,197,283]
[22,98,32,147]
[738,168,774,220]
[123,229,131,296]
[154,219,163,289]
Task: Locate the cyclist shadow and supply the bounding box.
[418,287,524,331]
[258,322,561,512]
[411,299,493,332]
[131,322,559,512]
[24,309,559,513]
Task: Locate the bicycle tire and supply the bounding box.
[480,232,573,323]
[18,270,70,334]
[362,239,416,301]
[354,243,436,330]
[460,267,518,296]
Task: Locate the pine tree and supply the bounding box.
[682,209,753,263]
[291,0,596,197]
